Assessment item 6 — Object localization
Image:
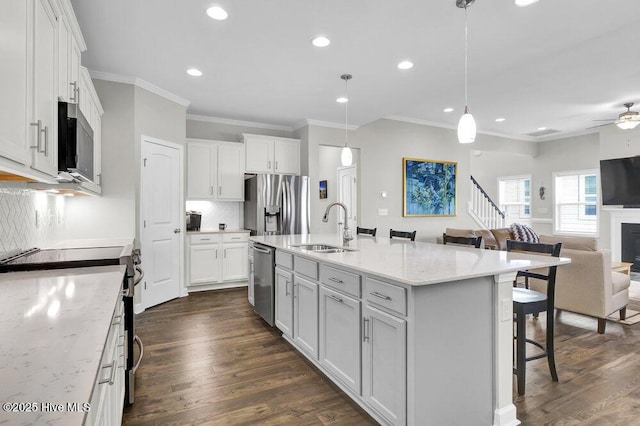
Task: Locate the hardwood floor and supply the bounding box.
[123,289,376,425]
[124,288,640,425]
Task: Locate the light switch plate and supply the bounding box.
[378,209,388,216]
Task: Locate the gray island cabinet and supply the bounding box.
[250,234,570,426]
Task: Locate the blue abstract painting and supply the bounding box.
[403,158,457,216]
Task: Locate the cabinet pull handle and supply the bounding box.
[363,317,369,342]
[210,186,214,195]
[275,160,278,170]
[70,81,77,102]
[215,249,218,259]
[293,283,297,299]
[200,238,211,241]
[370,291,391,301]
[97,173,102,185]
[329,294,343,304]
[218,186,222,195]
[30,120,42,150]
[224,249,227,258]
[285,280,290,296]
[328,277,344,284]
[112,314,123,325]
[41,126,48,155]
[267,160,271,169]
[99,360,117,385]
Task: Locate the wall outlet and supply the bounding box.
[378,209,388,216]
[538,207,549,214]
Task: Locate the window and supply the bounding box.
[554,170,598,235]
[498,175,531,226]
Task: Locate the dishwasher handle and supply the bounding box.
[253,245,272,255]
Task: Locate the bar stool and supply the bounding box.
[442,234,483,248]
[507,239,562,396]
[356,226,377,237]
[389,229,416,241]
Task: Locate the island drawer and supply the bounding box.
[294,256,318,280]
[365,278,407,316]
[320,265,361,298]
[276,251,293,270]
[190,234,220,244]
[222,233,249,243]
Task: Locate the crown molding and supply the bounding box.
[384,115,539,142]
[58,0,87,51]
[186,114,292,132]
[89,71,190,107]
[293,119,359,131]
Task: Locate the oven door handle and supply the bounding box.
[132,335,144,374]
[134,266,144,286]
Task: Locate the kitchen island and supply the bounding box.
[0,265,126,425]
[250,234,570,426]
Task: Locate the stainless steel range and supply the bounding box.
[0,244,144,405]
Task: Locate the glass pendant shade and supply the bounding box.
[616,120,640,130]
[457,107,476,144]
[341,146,353,166]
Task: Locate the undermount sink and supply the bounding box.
[292,243,357,253]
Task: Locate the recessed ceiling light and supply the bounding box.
[397,61,414,70]
[495,117,506,122]
[187,68,203,77]
[312,36,331,48]
[515,0,540,7]
[537,126,547,131]
[443,107,454,113]
[206,6,228,20]
[336,97,348,103]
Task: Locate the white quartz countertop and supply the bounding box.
[0,265,126,425]
[250,234,570,286]
[187,229,250,234]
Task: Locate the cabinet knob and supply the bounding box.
[174,228,181,233]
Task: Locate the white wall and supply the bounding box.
[186,119,294,142]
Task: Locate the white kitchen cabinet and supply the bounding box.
[186,139,244,201]
[319,286,361,394]
[189,243,221,284]
[275,266,294,338]
[31,0,58,177]
[75,66,103,187]
[56,0,84,103]
[88,299,125,426]
[187,232,248,290]
[78,65,93,123]
[0,0,30,167]
[293,275,319,359]
[222,243,248,281]
[243,133,300,175]
[362,304,407,426]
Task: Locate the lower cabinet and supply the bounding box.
[275,266,293,337]
[293,275,318,358]
[362,305,407,425]
[187,232,248,289]
[319,286,361,394]
[87,300,125,425]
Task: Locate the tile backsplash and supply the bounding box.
[0,188,66,257]
[185,200,243,230]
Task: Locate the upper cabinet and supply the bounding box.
[56,0,85,103]
[79,66,104,188]
[186,139,245,201]
[243,133,300,175]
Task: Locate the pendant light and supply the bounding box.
[340,74,353,166]
[457,0,476,144]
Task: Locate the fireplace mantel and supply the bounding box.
[604,207,640,261]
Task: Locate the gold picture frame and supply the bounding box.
[403,157,457,217]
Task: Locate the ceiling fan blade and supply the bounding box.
[592,119,616,121]
[586,122,613,130]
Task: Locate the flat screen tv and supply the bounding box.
[600,156,640,206]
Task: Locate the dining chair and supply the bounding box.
[442,233,483,248]
[507,239,562,396]
[389,229,417,241]
[356,226,377,237]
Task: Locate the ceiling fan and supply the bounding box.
[591,102,640,130]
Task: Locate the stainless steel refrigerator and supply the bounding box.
[245,174,309,326]
[244,174,310,236]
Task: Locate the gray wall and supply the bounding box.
[65,80,187,243]
[186,119,294,142]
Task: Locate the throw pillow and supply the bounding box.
[511,223,539,243]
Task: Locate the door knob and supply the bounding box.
[174,228,181,233]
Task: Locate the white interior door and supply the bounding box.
[141,137,182,309]
[338,165,358,235]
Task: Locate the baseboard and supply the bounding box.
[494,404,521,426]
[187,281,248,293]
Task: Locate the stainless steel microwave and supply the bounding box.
[58,101,94,182]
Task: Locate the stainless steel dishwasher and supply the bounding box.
[253,243,275,325]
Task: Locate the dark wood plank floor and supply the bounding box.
[123,288,376,425]
[124,288,640,425]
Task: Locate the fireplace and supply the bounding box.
[621,223,640,272]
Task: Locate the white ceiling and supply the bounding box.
[71,0,640,141]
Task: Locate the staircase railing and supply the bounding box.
[469,176,505,229]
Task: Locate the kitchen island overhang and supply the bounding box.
[250,234,570,426]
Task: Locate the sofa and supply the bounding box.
[443,228,631,333]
